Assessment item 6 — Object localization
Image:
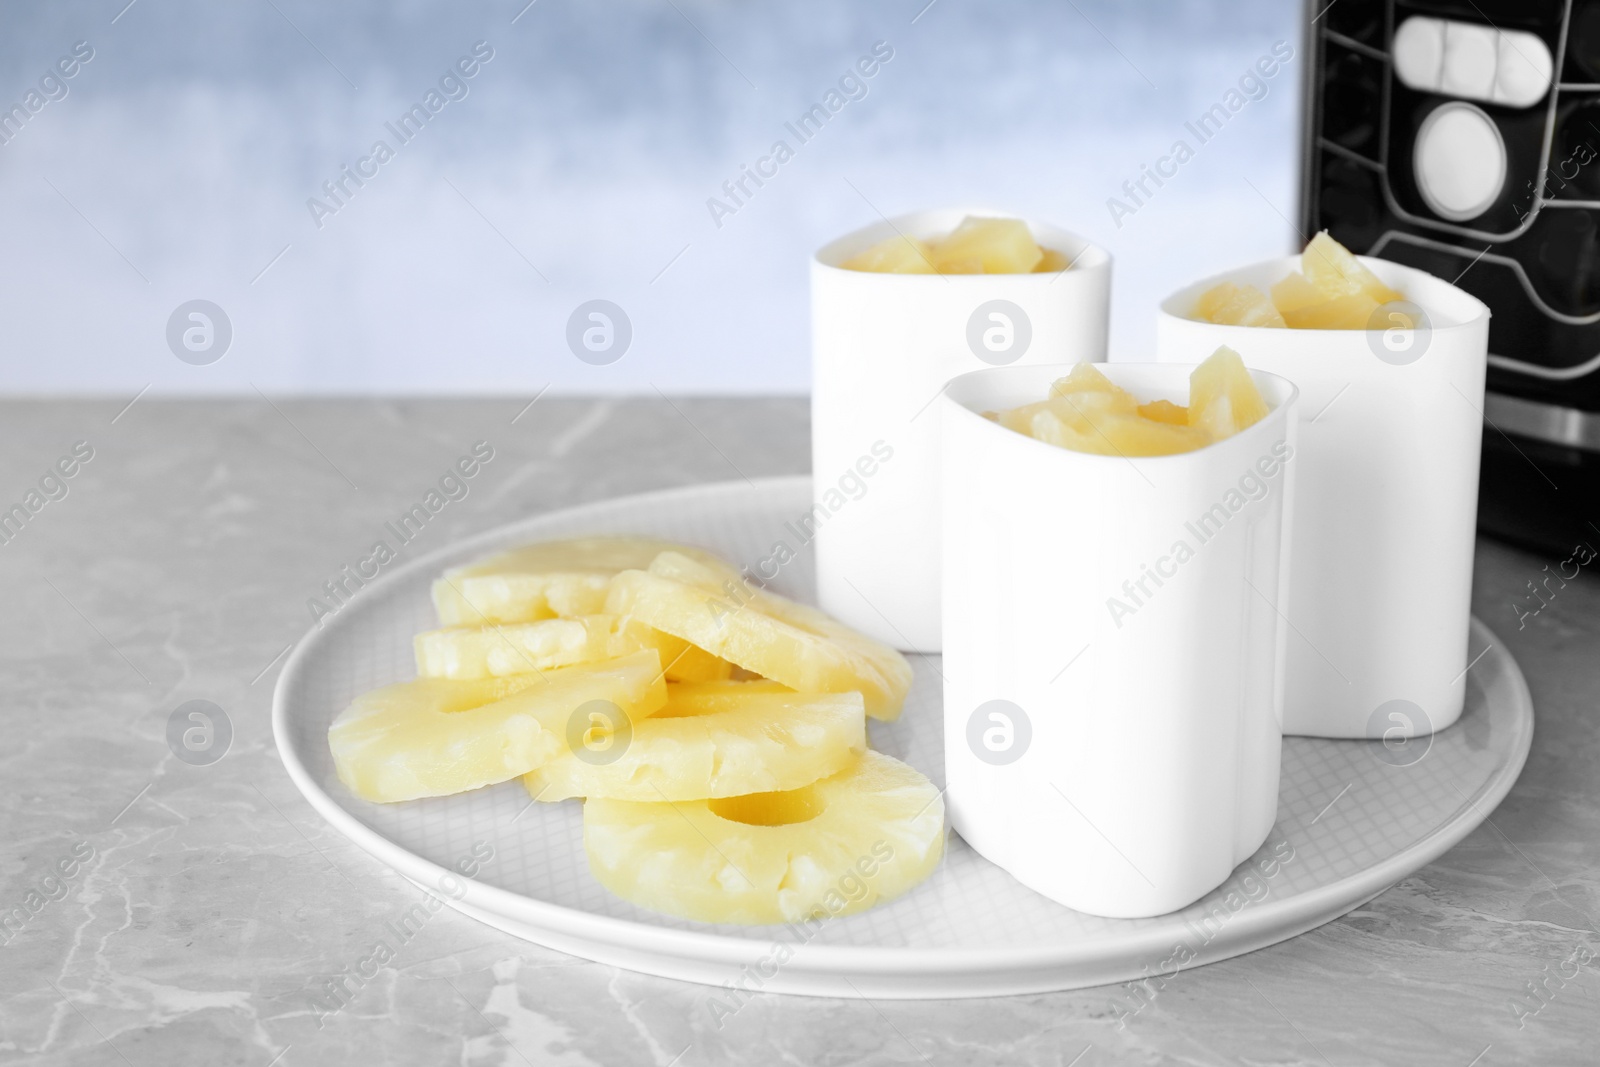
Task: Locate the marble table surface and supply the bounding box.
[1,396,1596,1067]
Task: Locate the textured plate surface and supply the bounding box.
[273,476,1534,998]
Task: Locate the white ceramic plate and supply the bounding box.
[273,477,1534,998]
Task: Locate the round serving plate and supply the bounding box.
[273,476,1534,998]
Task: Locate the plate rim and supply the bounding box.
[272,475,1535,980]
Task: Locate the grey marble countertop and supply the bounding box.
[1,397,1596,1066]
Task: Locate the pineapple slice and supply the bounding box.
[1137,399,1190,426]
[1301,231,1403,305]
[328,649,668,803]
[840,235,938,274]
[432,537,721,626]
[931,217,1044,274]
[415,615,734,683]
[1033,247,1073,273]
[1193,282,1287,328]
[1188,346,1270,439]
[604,552,914,720]
[523,681,866,802]
[650,632,735,683]
[415,615,642,680]
[583,750,945,924]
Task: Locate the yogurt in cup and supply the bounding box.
[939,362,1299,918]
[1157,256,1490,740]
[811,208,1111,653]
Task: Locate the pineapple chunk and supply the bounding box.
[1193,282,1287,328]
[1281,292,1382,331]
[433,538,721,626]
[523,682,866,802]
[328,649,669,803]
[582,750,945,924]
[1268,271,1324,318]
[840,235,937,274]
[993,351,1273,456]
[1302,231,1403,304]
[1188,346,1270,439]
[1137,399,1190,425]
[1029,408,1211,457]
[1049,362,1139,408]
[1033,247,1073,273]
[604,552,914,720]
[931,217,1044,274]
[1188,232,1407,330]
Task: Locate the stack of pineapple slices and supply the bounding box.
[327,537,945,925]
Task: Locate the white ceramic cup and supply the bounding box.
[811,208,1112,653]
[1156,257,1490,740]
[940,363,1299,919]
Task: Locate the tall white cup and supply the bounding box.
[1156,257,1490,739]
[811,208,1111,653]
[941,363,1299,918]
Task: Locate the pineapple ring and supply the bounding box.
[604,551,914,720]
[583,750,945,925]
[328,649,667,803]
[432,537,723,626]
[522,680,866,802]
[414,615,732,683]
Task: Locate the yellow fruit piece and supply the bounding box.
[1029,408,1212,457]
[582,750,945,924]
[413,615,732,683]
[1301,231,1403,305]
[651,633,735,683]
[1137,399,1190,425]
[1033,247,1072,273]
[930,216,1044,274]
[840,235,937,274]
[433,538,720,626]
[1188,346,1270,440]
[1048,363,1138,409]
[523,681,866,802]
[1193,281,1287,328]
[604,552,913,720]
[328,649,669,803]
[1268,271,1323,317]
[1282,292,1382,331]
[414,615,641,680]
